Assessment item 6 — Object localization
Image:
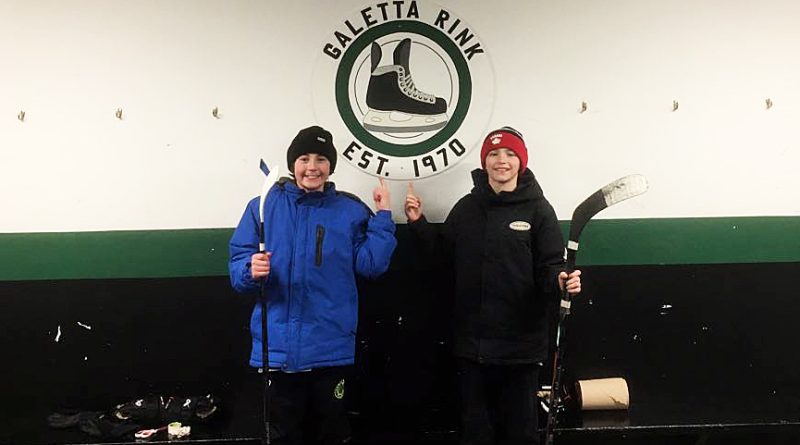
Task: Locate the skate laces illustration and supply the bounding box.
[395,65,434,103]
[363,38,449,133]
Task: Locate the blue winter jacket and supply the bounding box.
[229,179,396,371]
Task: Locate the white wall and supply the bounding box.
[2,0,799,232]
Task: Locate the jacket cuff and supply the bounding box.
[242,262,260,287]
[407,214,428,229]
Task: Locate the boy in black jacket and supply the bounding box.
[405,126,581,445]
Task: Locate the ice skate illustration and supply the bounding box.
[363,38,449,133]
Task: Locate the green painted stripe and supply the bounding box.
[0,229,233,281]
[1,216,798,281]
[572,216,800,266]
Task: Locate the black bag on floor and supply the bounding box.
[48,394,221,439]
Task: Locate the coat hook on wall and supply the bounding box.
[765,98,773,110]
[212,107,220,119]
[672,100,679,112]
[579,101,588,113]
[17,111,25,122]
[115,108,123,120]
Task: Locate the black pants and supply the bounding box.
[247,366,352,445]
[457,359,541,445]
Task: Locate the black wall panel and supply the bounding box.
[1,259,799,444]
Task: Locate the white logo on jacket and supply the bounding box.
[509,221,531,231]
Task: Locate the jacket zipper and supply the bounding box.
[285,205,301,370]
[477,217,489,364]
[315,225,325,267]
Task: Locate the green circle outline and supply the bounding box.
[336,20,472,157]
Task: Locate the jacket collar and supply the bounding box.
[279,177,337,202]
[470,168,544,205]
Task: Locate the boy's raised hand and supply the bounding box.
[404,182,423,222]
[373,177,391,211]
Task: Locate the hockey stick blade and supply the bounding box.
[567,174,648,264]
[258,160,280,251]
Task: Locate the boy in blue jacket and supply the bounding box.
[229,125,396,444]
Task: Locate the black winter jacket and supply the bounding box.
[410,168,565,364]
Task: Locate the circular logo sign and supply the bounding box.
[313,2,495,179]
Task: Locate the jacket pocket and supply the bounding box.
[315,225,325,267]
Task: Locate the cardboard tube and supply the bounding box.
[577,377,629,410]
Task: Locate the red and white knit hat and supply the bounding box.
[479,126,528,173]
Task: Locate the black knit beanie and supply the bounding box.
[286,126,337,174]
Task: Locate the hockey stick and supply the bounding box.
[544,174,648,445]
[258,159,279,445]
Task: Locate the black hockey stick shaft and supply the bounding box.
[546,189,602,444]
[257,160,279,445]
[544,175,647,445]
[259,221,271,445]
[544,249,576,445]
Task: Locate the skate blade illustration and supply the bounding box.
[363,110,448,133]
